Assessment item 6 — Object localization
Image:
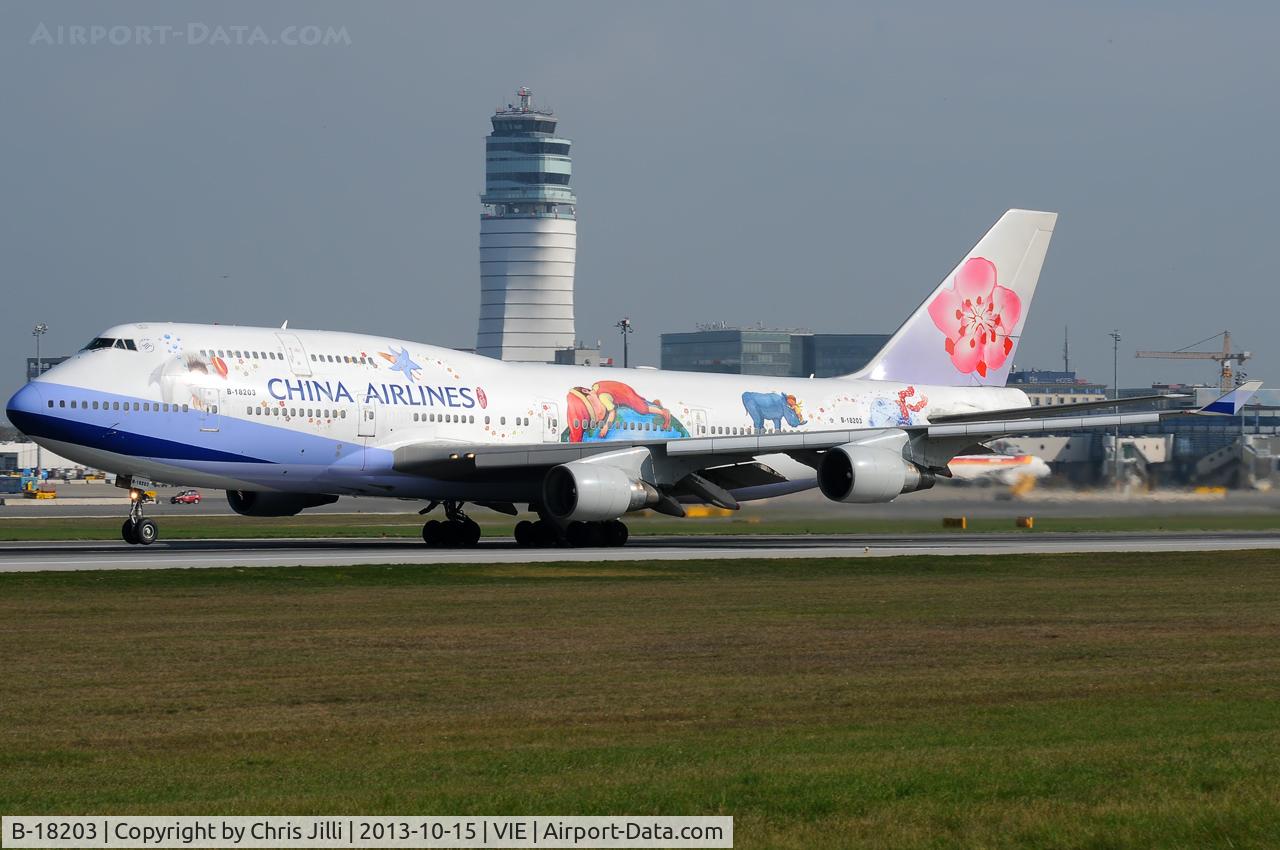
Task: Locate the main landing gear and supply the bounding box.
[121,490,158,545]
[513,518,629,548]
[421,500,482,548]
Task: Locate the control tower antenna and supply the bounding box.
[1063,325,1070,373]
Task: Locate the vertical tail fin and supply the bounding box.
[1196,380,1263,415]
[854,209,1058,387]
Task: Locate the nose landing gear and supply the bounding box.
[121,490,158,545]
[421,500,481,548]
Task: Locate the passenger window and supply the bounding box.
[310,354,317,361]
[469,415,474,424]
[500,416,507,425]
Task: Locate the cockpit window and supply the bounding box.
[82,337,138,351]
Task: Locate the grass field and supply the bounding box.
[2,510,1280,540]
[3,552,1280,848]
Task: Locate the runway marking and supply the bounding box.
[1,532,1278,572]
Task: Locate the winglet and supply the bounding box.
[1196,380,1262,415]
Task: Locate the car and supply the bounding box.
[170,489,202,505]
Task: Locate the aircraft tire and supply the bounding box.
[136,519,158,546]
[603,520,629,547]
[531,520,559,548]
[565,521,591,548]
[121,519,139,545]
[422,520,442,546]
[513,520,534,546]
[461,518,481,547]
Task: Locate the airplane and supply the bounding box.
[946,453,1052,486]
[5,210,1262,548]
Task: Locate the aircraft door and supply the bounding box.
[540,401,561,443]
[275,333,313,377]
[358,398,378,438]
[198,388,220,432]
[689,408,709,437]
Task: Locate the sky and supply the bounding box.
[3,0,1278,418]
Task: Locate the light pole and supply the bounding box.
[32,323,48,482]
[615,317,633,369]
[1108,329,1121,490]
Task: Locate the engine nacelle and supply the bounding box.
[226,490,339,517]
[817,444,935,504]
[543,462,660,522]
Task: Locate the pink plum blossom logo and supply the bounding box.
[926,257,1021,378]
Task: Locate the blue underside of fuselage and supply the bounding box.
[8,382,383,479]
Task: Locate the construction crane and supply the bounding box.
[1135,330,1251,393]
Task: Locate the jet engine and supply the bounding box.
[543,462,661,522]
[226,490,339,517]
[817,444,935,504]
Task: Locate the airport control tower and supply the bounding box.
[475,87,577,362]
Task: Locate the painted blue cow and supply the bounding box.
[741,391,806,430]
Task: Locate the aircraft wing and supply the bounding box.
[927,393,1187,424]
[392,382,1261,478]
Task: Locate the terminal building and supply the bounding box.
[660,327,890,378]
[1007,369,1109,407]
[475,87,577,363]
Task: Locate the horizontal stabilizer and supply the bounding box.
[1196,381,1262,416]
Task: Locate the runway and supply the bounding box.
[1,531,1278,572]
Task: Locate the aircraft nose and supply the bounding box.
[6,382,45,433]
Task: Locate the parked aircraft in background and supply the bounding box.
[947,453,1052,486]
[6,210,1260,547]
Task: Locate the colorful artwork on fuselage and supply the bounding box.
[562,380,689,443]
[868,385,930,427]
[379,346,423,383]
[741,392,806,429]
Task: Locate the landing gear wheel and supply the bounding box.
[514,520,535,547]
[603,519,629,547]
[565,521,591,548]
[460,518,481,547]
[121,488,157,545]
[531,519,560,548]
[422,504,482,548]
[136,518,158,546]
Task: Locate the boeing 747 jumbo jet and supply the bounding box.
[6,210,1261,547]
